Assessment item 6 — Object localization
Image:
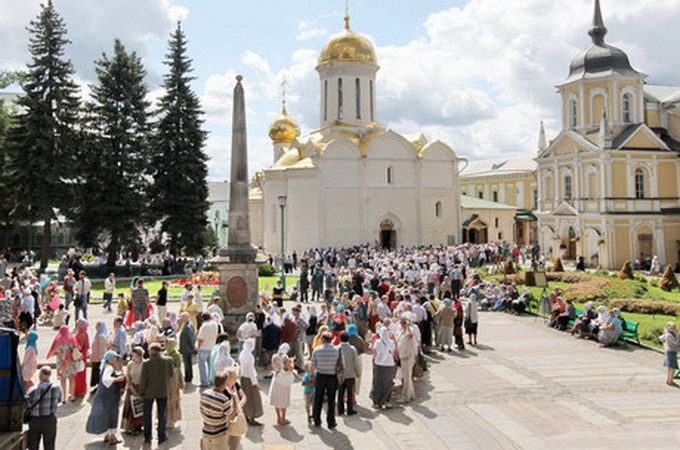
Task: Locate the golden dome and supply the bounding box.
[318,17,377,65]
[268,107,300,143]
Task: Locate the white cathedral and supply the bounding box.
[249,15,464,254]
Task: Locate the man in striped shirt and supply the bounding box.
[311,331,340,429]
[200,371,235,449]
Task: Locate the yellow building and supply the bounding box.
[461,195,517,245]
[536,0,680,269]
[460,156,538,245]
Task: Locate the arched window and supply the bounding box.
[387,166,394,184]
[324,80,328,122]
[564,175,573,200]
[355,78,361,120]
[635,168,645,199]
[369,80,374,121]
[337,78,343,120]
[568,98,578,128]
[435,201,442,218]
[622,93,633,123]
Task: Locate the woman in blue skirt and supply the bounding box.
[660,322,680,386]
[86,351,125,443]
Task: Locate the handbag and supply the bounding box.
[23,384,52,424]
[130,394,144,419]
[336,349,345,385]
[227,389,247,437]
[72,347,85,372]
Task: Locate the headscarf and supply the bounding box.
[26,330,38,353]
[167,312,178,331]
[100,350,119,372]
[214,341,235,373]
[347,324,358,336]
[596,306,609,323]
[76,318,88,335]
[309,306,318,317]
[378,327,390,344]
[134,321,145,333]
[278,343,290,355]
[95,321,107,336]
[584,302,594,311]
[246,312,255,322]
[47,325,77,358]
[165,338,182,369]
[239,338,256,365]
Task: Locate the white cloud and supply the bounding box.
[0,0,183,85]
[296,20,327,41]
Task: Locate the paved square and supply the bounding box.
[18,310,680,449]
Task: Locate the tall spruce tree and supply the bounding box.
[76,39,151,266]
[6,1,81,268]
[152,23,209,255]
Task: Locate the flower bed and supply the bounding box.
[168,271,219,287]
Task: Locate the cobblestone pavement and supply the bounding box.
[15,305,680,449]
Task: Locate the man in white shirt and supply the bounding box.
[103,273,115,312]
[196,312,218,386]
[73,271,91,321]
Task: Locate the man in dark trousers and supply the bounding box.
[179,312,196,383]
[311,331,340,429]
[139,342,174,445]
[26,367,62,450]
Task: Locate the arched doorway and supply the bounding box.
[380,219,397,250]
[567,226,577,260]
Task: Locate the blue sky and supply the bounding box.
[2,0,680,180]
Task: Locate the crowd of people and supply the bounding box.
[3,241,679,449]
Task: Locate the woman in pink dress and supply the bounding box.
[48,325,79,402]
[74,319,90,397]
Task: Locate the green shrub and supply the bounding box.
[258,263,277,277]
[609,298,680,316]
[563,278,609,303]
[640,324,666,344]
[604,278,647,299]
[649,279,659,288]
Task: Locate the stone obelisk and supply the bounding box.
[213,75,259,334]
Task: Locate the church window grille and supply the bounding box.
[564,175,573,200]
[435,201,442,218]
[635,168,645,199]
[337,78,343,120]
[387,166,394,184]
[622,93,633,123]
[568,98,577,128]
[355,78,361,119]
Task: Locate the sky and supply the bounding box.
[1,0,680,181]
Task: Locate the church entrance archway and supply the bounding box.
[462,215,488,244]
[380,219,397,250]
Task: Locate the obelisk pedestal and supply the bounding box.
[212,75,260,335]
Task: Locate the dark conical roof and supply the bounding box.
[563,0,642,84]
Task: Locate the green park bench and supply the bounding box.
[619,318,640,345]
[566,308,584,328]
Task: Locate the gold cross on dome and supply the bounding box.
[281,78,288,112]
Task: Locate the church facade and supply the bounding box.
[250,16,463,254]
[536,0,680,269]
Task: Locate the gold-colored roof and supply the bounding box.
[268,106,300,143]
[318,17,376,65]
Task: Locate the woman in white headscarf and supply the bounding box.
[589,305,609,338]
[214,340,235,374]
[270,343,290,374]
[370,327,396,409]
[239,338,264,426]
